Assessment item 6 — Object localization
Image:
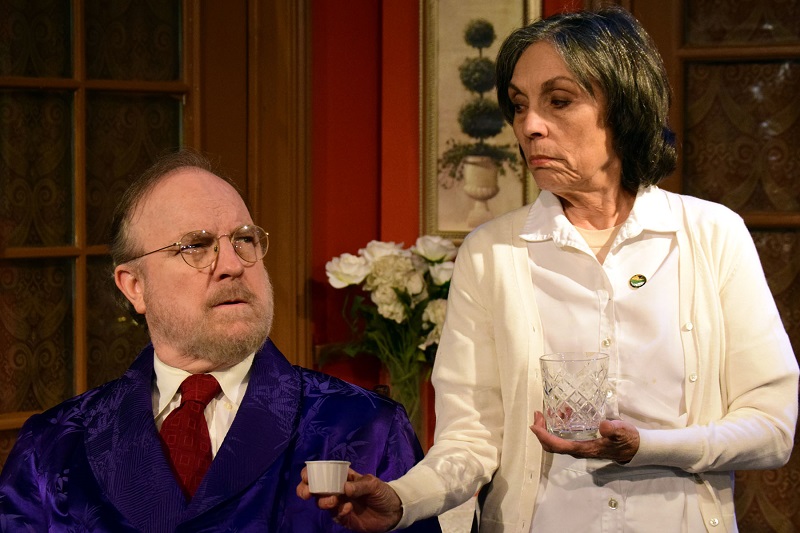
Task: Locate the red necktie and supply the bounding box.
[159,373,221,499]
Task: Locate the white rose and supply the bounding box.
[405,270,425,296]
[412,235,457,262]
[325,253,370,288]
[360,240,405,263]
[429,261,454,285]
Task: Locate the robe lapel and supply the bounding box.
[185,340,302,519]
[85,345,188,532]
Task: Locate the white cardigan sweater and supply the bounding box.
[390,188,798,532]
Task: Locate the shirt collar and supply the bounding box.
[519,186,679,246]
[153,351,255,418]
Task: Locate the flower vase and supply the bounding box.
[385,360,425,439]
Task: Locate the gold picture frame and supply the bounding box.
[421,0,540,239]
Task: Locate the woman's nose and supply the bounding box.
[518,109,547,139]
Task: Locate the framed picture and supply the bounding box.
[421,0,540,239]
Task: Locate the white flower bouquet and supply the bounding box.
[325,235,456,432]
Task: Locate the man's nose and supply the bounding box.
[211,236,246,275]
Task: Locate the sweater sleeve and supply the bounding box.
[390,231,503,527]
[628,208,798,472]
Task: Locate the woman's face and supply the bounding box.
[508,41,622,196]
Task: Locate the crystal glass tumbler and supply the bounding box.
[540,352,609,441]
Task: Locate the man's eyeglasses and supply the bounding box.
[127,225,269,269]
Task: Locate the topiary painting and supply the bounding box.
[439,19,519,183]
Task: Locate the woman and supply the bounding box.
[299,7,798,532]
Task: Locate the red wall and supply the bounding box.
[310,0,582,446]
[379,2,421,244]
[311,1,420,389]
[543,0,583,17]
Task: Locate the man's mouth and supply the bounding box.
[209,292,251,307]
[216,299,245,306]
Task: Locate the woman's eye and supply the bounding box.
[551,98,570,108]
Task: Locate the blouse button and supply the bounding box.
[709,518,719,527]
[601,338,612,348]
[224,402,233,411]
[689,373,698,383]
[683,322,694,331]
[608,498,618,509]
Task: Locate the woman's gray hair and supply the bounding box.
[496,6,677,193]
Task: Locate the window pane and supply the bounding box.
[683,61,800,213]
[0,259,73,413]
[685,1,800,46]
[87,256,149,388]
[751,230,800,359]
[85,92,181,246]
[0,90,74,247]
[0,0,72,77]
[85,0,180,81]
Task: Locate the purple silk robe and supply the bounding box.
[0,341,442,532]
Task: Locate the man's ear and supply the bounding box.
[114,263,146,315]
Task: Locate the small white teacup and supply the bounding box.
[305,460,351,495]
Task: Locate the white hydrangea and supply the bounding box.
[419,298,448,349]
[370,285,406,323]
[422,298,447,327]
[364,254,415,292]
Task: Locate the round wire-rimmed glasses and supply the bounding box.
[127,225,269,269]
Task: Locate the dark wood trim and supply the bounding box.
[0,81,191,95]
[586,0,631,10]
[0,412,41,431]
[183,0,200,148]
[247,0,313,368]
[678,45,800,61]
[73,0,88,395]
[631,0,683,193]
[743,213,800,230]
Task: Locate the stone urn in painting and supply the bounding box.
[462,155,500,227]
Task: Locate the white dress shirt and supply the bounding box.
[152,353,254,457]
[522,196,704,531]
